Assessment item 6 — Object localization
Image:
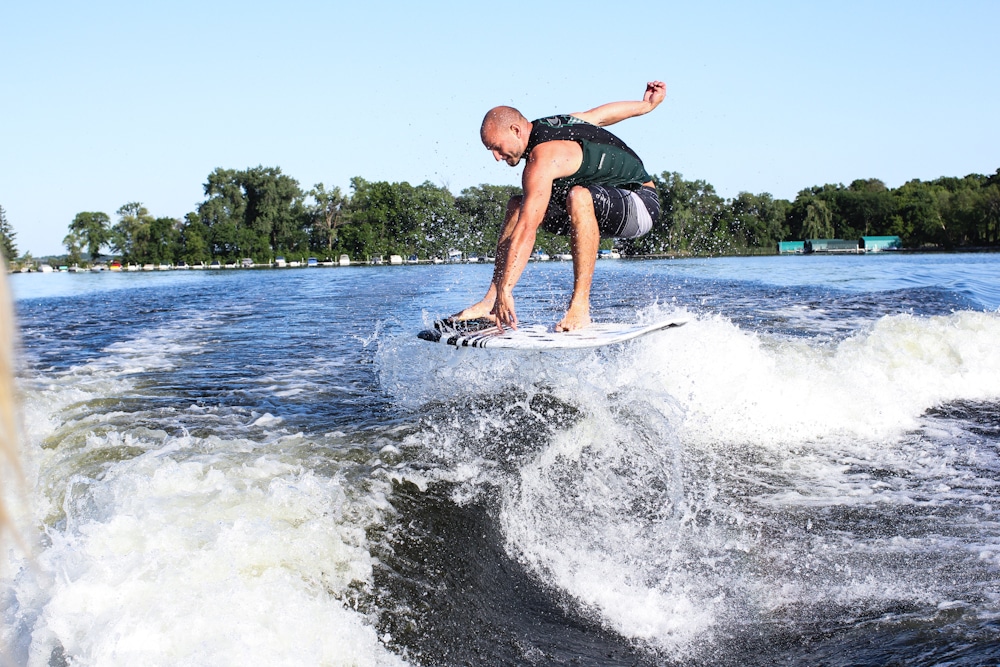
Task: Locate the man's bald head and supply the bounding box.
[480,106,528,142]
[480,106,531,166]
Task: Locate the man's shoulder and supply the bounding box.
[527,115,595,151]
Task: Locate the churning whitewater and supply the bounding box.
[5,254,1000,666]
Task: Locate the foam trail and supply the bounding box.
[8,445,402,667]
[4,317,408,667]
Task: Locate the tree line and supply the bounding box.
[60,167,530,266]
[624,169,1000,255]
[5,165,1000,268]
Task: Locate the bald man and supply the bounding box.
[453,81,666,332]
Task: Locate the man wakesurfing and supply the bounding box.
[452,80,666,332]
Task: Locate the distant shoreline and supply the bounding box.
[12,245,1000,275]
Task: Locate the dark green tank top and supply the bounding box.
[525,115,652,191]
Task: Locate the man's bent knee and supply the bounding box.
[565,186,594,213]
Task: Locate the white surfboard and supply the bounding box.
[417,317,686,350]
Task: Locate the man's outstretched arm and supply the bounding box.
[571,81,666,127]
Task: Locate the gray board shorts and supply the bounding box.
[542,184,659,239]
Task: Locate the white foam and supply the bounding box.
[440,309,1000,653]
[5,436,406,666]
[627,310,1000,447]
[500,413,717,653]
[5,318,408,666]
[252,412,283,426]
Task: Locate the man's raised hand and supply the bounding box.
[644,81,666,108]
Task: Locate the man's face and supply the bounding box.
[482,125,524,167]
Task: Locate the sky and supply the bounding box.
[2,0,998,256]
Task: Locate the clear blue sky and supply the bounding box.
[2,0,998,256]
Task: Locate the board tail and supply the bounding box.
[418,317,497,343]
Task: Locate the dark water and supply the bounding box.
[4,254,1000,666]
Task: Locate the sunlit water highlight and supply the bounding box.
[4,253,1000,666]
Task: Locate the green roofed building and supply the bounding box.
[778,241,806,254]
[860,236,902,252]
[804,239,860,254]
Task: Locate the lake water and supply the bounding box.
[4,253,1000,666]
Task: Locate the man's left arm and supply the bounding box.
[491,162,554,329]
[571,80,666,127]
[491,140,582,329]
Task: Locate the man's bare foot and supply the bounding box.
[555,307,591,332]
[452,297,495,322]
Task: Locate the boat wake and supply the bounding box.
[379,307,1000,662]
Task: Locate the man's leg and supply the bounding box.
[557,186,600,332]
[452,195,522,321]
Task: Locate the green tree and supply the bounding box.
[979,171,1000,245]
[241,165,306,257]
[179,212,211,265]
[833,179,895,238]
[199,169,246,261]
[309,183,347,256]
[198,166,306,261]
[68,211,111,261]
[0,205,17,261]
[893,179,942,247]
[940,183,980,247]
[210,221,240,261]
[411,181,460,258]
[344,178,423,258]
[112,202,155,263]
[143,217,182,264]
[62,229,85,266]
[786,186,839,240]
[802,199,835,239]
[728,192,789,249]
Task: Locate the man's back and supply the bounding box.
[525,114,652,191]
